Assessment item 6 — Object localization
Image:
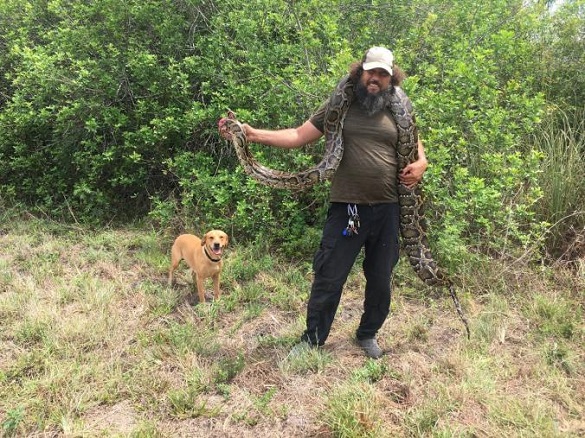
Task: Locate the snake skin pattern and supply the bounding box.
[223,76,470,338]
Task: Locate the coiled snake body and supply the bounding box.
[223,76,470,338]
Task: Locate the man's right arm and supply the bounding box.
[242,120,323,149]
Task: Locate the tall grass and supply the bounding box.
[533,107,585,258]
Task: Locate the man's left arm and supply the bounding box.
[399,138,428,188]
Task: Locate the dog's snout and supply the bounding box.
[213,243,220,249]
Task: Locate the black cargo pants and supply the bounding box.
[301,202,400,346]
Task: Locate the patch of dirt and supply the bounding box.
[82,400,138,435]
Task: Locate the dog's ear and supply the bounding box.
[224,234,229,247]
[201,233,207,246]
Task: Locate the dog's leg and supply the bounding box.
[168,241,186,286]
[194,272,206,303]
[212,273,221,300]
[168,254,180,286]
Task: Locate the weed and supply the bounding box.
[529,294,579,340]
[543,342,576,376]
[252,387,278,416]
[224,248,274,283]
[404,384,460,436]
[213,352,245,384]
[351,359,390,383]
[233,387,284,426]
[150,321,221,357]
[279,343,332,375]
[405,321,430,342]
[2,407,24,437]
[14,319,50,347]
[321,382,386,437]
[129,421,165,437]
[168,390,221,419]
[145,285,181,317]
[488,395,560,435]
[256,333,298,348]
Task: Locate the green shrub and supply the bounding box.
[1,0,573,264]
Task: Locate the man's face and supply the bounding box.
[361,68,392,95]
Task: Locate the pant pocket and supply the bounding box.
[312,237,336,275]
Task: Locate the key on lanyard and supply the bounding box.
[343,204,360,236]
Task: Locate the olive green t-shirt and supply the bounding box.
[310,99,399,204]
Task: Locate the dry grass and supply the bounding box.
[0,212,583,437]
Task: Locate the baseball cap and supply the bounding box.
[362,46,394,75]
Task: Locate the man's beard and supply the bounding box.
[355,80,392,116]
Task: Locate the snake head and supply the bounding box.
[218,114,245,142]
[218,114,233,139]
[218,109,237,131]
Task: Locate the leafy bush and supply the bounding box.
[0,1,202,220]
[2,0,580,263]
[391,4,548,259]
[150,150,328,255]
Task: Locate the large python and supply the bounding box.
[222,76,470,338]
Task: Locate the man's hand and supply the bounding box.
[399,158,428,188]
[218,117,231,140]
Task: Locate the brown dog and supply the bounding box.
[168,230,229,303]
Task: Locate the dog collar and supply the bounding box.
[203,246,221,263]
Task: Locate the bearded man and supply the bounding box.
[220,47,428,358]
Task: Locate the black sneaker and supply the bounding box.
[357,338,384,359]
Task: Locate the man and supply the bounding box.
[221,47,428,358]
